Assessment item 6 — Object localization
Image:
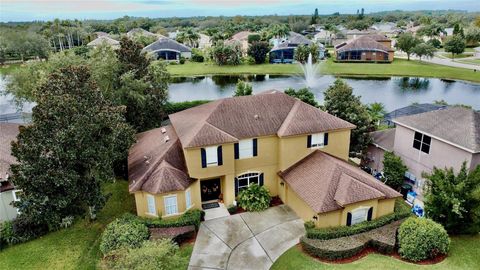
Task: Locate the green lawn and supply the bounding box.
[0,180,136,270]
[439,52,475,59]
[167,58,480,83]
[271,235,480,270]
[0,63,22,75]
[456,59,480,66]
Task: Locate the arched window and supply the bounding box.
[234,172,264,196]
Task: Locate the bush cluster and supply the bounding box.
[140,209,204,230]
[164,100,211,115]
[191,54,205,62]
[104,239,187,270]
[306,199,411,240]
[227,204,238,214]
[237,184,271,212]
[99,214,150,255]
[398,217,450,262]
[301,220,401,260]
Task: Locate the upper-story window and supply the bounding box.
[413,132,431,154]
[234,138,258,159]
[201,145,223,168]
[307,133,329,148]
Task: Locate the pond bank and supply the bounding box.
[167,59,480,83]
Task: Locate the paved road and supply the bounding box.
[188,205,305,270]
[395,52,480,70]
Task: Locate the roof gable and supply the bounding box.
[334,173,385,206]
[394,107,480,152]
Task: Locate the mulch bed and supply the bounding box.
[298,244,447,265]
[229,196,284,215]
[149,225,196,245]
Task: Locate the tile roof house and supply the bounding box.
[225,31,256,55]
[366,107,480,199]
[269,32,324,63]
[143,37,192,61]
[0,123,21,222]
[335,34,394,63]
[128,91,400,227]
[87,36,120,48]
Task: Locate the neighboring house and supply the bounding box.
[225,31,256,55]
[127,28,165,39]
[372,22,402,37]
[198,33,212,49]
[366,107,480,198]
[0,123,21,222]
[383,103,447,126]
[314,29,335,46]
[269,32,324,63]
[128,91,401,228]
[334,34,394,63]
[143,38,192,61]
[87,36,120,49]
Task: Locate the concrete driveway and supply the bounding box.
[188,205,305,270]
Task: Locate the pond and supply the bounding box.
[169,75,480,111]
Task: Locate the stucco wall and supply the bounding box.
[135,190,192,218]
[470,153,480,171]
[366,144,387,172]
[0,190,18,222]
[393,125,474,179]
[283,183,396,228]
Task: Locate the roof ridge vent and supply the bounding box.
[164,135,170,143]
[254,114,259,120]
[161,127,167,134]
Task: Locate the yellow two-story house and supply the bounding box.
[128,91,401,227]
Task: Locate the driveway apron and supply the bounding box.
[188,205,305,270]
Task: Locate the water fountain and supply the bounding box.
[300,53,321,88]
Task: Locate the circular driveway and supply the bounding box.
[188,205,305,270]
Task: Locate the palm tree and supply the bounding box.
[177,28,200,48]
[367,102,387,126]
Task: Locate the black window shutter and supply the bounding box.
[234,143,239,159]
[234,178,239,196]
[259,173,264,186]
[253,138,258,156]
[307,135,312,148]
[201,148,207,168]
[217,146,223,165]
[367,207,373,221]
[324,133,329,146]
[346,212,352,226]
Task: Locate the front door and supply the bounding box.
[201,178,221,202]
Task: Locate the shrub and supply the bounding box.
[237,184,271,212]
[227,204,238,214]
[301,220,401,260]
[247,41,270,64]
[211,43,242,65]
[104,239,187,270]
[164,100,211,115]
[427,38,442,48]
[179,57,186,64]
[0,221,16,249]
[383,151,408,190]
[398,217,450,262]
[233,80,252,96]
[100,214,150,255]
[12,215,49,243]
[306,199,411,240]
[191,53,204,62]
[140,209,204,230]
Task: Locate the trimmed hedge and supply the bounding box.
[99,214,150,255]
[301,220,402,260]
[306,199,411,240]
[164,100,211,115]
[140,209,204,230]
[398,217,450,262]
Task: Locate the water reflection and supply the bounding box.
[168,75,480,111]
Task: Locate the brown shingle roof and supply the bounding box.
[169,91,355,148]
[370,129,396,151]
[128,125,193,194]
[336,35,393,53]
[393,107,480,153]
[227,31,255,42]
[87,36,120,47]
[279,150,401,213]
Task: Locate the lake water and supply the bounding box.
[1,74,480,115]
[169,75,480,111]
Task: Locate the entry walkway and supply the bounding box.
[188,205,305,270]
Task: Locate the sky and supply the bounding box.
[0,0,479,22]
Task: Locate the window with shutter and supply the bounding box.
[205,146,218,166]
[146,194,156,215]
[310,133,326,148]
[239,139,253,159]
[351,207,369,225]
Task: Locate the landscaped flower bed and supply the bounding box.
[301,219,402,260]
